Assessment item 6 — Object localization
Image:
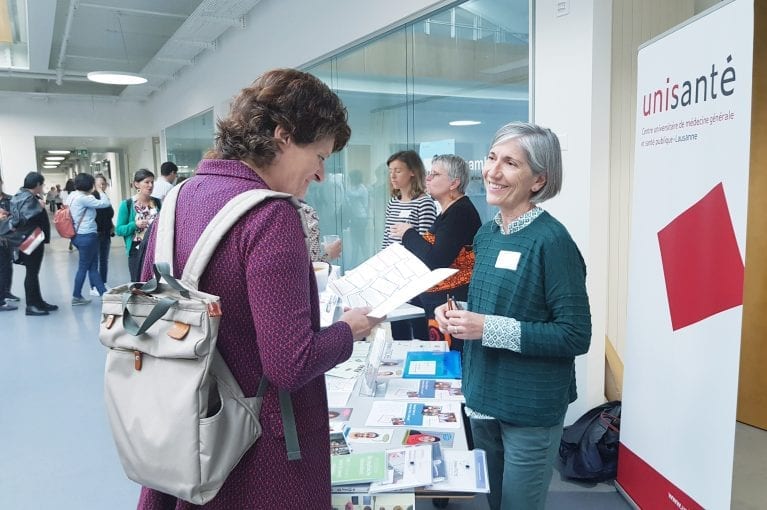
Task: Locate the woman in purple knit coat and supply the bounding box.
[137,69,381,510]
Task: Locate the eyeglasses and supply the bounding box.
[426,171,445,179]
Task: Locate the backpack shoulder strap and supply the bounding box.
[153,181,187,273]
[181,187,303,460]
[181,188,294,289]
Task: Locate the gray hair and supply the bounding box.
[489,122,562,204]
[431,154,470,194]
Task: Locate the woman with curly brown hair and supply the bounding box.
[137,69,381,510]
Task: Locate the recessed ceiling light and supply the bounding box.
[87,71,148,85]
[45,156,66,161]
[47,150,71,154]
[43,165,59,168]
[449,120,482,127]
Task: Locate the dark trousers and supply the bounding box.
[72,233,106,298]
[22,244,45,306]
[97,234,111,285]
[0,243,12,302]
[128,239,143,283]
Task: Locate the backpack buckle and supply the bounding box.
[207,302,222,317]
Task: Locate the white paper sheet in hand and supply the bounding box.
[328,244,458,319]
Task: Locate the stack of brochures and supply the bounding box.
[331,446,490,494]
[331,451,388,486]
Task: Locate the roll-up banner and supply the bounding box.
[619,1,753,509]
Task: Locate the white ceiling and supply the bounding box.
[4,0,264,172]
[1,0,262,101]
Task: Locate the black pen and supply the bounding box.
[447,295,461,311]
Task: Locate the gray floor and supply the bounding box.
[0,224,761,509]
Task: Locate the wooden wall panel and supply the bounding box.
[737,0,767,430]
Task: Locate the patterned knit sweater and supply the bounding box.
[463,210,591,427]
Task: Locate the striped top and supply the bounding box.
[381,194,437,249]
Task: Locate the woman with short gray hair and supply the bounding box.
[434,122,592,510]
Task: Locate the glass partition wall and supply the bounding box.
[163,109,215,182]
[305,0,530,270]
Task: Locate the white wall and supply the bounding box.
[0,97,149,189]
[0,134,37,190]
[535,0,612,422]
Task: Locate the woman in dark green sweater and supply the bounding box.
[434,122,592,510]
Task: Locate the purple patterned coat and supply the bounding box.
[136,160,353,510]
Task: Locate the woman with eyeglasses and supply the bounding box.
[388,154,481,349]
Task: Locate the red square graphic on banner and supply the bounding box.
[657,182,744,331]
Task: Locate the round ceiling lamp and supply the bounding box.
[449,120,482,127]
[87,71,147,85]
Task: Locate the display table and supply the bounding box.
[329,341,480,507]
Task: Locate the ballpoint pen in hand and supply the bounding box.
[446,294,461,311]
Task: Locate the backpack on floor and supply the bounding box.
[99,182,302,504]
[559,400,621,482]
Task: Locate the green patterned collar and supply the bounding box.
[493,207,543,235]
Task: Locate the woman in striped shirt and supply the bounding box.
[381,150,436,250]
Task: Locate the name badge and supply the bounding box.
[495,250,521,271]
[398,209,411,219]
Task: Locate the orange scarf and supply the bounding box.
[422,232,474,293]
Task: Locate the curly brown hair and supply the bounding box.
[208,68,351,168]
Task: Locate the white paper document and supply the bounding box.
[384,379,464,402]
[325,376,358,407]
[364,401,462,429]
[426,449,490,493]
[328,244,457,319]
[368,444,434,493]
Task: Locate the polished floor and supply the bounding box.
[0,227,762,509]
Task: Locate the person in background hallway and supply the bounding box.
[115,169,160,282]
[67,172,112,306]
[151,161,178,202]
[45,186,58,212]
[9,172,58,316]
[381,150,436,250]
[137,68,381,510]
[0,175,18,311]
[90,173,114,296]
[61,179,76,251]
[382,150,437,340]
[54,184,63,210]
[389,154,481,350]
[435,122,592,510]
[60,179,74,206]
